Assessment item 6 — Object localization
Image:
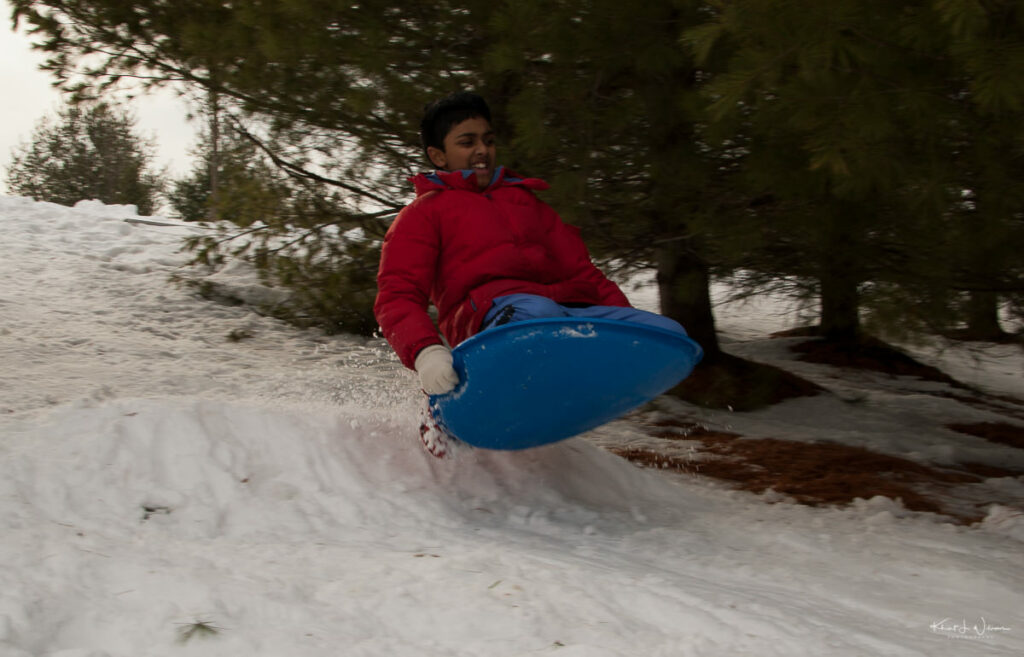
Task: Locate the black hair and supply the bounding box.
[419,91,492,162]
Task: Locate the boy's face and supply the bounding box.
[427,116,496,188]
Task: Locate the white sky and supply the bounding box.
[1,2,195,191]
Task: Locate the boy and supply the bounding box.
[374,92,687,455]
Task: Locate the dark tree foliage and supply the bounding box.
[10,0,1022,350]
[9,0,499,336]
[170,113,391,335]
[478,0,728,355]
[6,100,163,214]
[690,0,1024,341]
[168,118,289,225]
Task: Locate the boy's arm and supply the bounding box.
[539,201,631,307]
[374,203,446,369]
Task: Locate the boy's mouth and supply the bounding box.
[471,161,492,185]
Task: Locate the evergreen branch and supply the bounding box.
[20,8,389,135]
[226,117,405,212]
[208,223,272,247]
[261,208,395,257]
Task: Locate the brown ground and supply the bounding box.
[610,419,1024,524]
[669,352,824,412]
[613,332,1024,525]
[791,339,960,384]
[946,421,1024,450]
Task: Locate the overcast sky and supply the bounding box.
[1,3,195,192]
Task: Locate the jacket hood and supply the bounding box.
[411,166,549,197]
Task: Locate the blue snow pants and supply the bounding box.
[480,293,688,336]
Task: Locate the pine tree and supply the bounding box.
[168,118,288,225]
[25,0,1017,354]
[9,1,579,340]
[10,1,492,335]
[9,0,491,200]
[933,0,1024,339]
[480,0,728,355]
[6,101,164,214]
[688,0,1024,343]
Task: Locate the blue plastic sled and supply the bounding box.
[429,318,703,451]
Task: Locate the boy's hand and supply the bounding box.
[415,344,459,395]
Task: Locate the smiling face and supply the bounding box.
[426,116,496,188]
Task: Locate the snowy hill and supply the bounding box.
[0,196,1021,656]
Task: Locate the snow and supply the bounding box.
[1,196,1022,656]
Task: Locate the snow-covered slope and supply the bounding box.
[1,197,1021,656]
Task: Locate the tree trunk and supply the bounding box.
[656,244,720,358]
[964,290,1004,340]
[819,268,860,342]
[207,89,221,222]
[817,202,862,342]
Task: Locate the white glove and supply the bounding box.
[414,344,459,395]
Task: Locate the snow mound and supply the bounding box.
[3,397,685,540]
[981,505,1024,542]
[3,396,1023,656]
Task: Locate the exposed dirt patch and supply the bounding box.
[948,421,1024,450]
[668,352,824,412]
[784,334,961,385]
[612,419,1023,524]
[942,328,1022,345]
[635,330,1024,523]
[959,461,1024,479]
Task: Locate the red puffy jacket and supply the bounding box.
[374,167,630,369]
